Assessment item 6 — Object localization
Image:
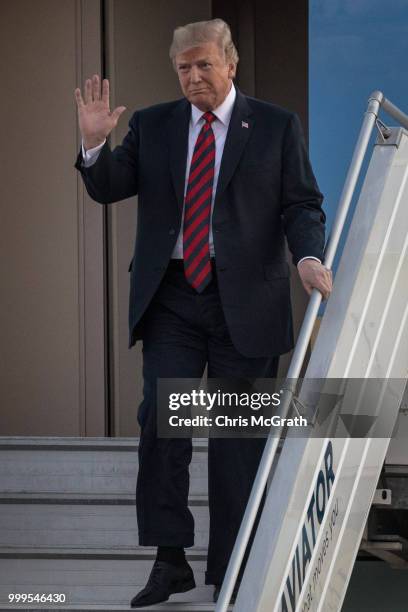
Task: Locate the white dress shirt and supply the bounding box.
[81,83,319,266]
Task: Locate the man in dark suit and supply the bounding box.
[75,18,332,607]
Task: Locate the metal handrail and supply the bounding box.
[215,91,408,611]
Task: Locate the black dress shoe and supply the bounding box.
[213,581,240,604]
[130,560,195,608]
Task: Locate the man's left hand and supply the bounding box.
[297,259,332,301]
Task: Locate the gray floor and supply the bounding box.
[343,561,408,611]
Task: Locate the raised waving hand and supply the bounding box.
[75,74,126,150]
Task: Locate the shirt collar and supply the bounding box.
[190,82,236,127]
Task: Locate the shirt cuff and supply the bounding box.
[81,139,106,167]
[297,256,322,268]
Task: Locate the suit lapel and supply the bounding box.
[165,98,191,212]
[215,88,254,205]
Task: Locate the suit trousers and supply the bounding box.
[136,259,279,585]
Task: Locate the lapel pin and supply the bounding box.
[241,121,249,129]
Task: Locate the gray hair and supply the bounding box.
[169,18,239,67]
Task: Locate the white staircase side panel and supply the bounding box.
[234,130,408,612]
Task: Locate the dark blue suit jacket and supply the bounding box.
[75,88,325,357]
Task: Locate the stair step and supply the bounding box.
[0,504,209,550]
[0,494,208,505]
[0,437,209,450]
[0,547,208,560]
[0,559,230,609]
[0,438,208,498]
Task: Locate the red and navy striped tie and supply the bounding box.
[183,111,216,292]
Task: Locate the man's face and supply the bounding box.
[175,42,235,111]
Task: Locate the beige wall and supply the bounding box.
[0,0,106,435]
